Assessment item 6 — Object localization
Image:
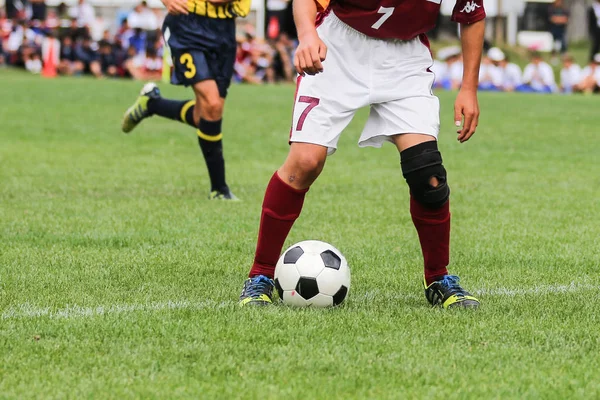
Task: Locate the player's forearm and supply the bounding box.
[459,19,485,91]
[293,0,319,38]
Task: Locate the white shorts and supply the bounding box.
[290,12,440,155]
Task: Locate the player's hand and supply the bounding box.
[454,88,479,143]
[161,0,189,15]
[294,32,327,76]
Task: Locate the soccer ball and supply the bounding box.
[274,240,351,307]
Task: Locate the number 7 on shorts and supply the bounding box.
[296,96,320,131]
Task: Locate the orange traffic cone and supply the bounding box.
[42,37,58,78]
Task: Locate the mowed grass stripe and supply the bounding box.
[3,281,598,320]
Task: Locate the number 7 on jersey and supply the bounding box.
[371,6,395,30]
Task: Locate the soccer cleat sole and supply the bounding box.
[209,191,240,201]
[238,294,273,307]
[444,296,480,309]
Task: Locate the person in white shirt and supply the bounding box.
[574,53,600,93]
[517,52,557,93]
[127,1,159,32]
[559,54,582,93]
[487,47,522,92]
[434,46,462,90]
[430,50,448,89]
[478,55,502,91]
[69,0,95,28]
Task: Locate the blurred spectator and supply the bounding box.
[64,17,86,42]
[0,23,5,66]
[517,52,557,93]
[57,2,71,28]
[45,10,59,29]
[127,28,148,55]
[559,54,581,93]
[128,1,159,32]
[478,55,501,91]
[58,35,83,75]
[116,19,133,45]
[74,35,101,77]
[30,0,47,22]
[5,0,25,19]
[590,0,600,61]
[548,0,569,60]
[125,46,162,81]
[99,39,118,77]
[488,47,522,92]
[235,26,276,84]
[434,46,462,90]
[430,50,447,88]
[69,0,95,28]
[266,0,289,40]
[7,20,41,67]
[25,52,42,73]
[271,33,294,82]
[280,0,297,40]
[574,54,600,93]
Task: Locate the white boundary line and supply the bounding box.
[2,282,598,320]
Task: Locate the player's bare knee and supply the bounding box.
[294,152,326,176]
[400,141,449,209]
[198,95,223,120]
[281,152,325,187]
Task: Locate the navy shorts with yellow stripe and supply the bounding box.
[162,14,236,98]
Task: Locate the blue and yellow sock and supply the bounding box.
[147,98,196,128]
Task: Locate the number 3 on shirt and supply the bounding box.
[372,6,395,30]
[179,53,196,79]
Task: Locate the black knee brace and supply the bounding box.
[400,141,449,209]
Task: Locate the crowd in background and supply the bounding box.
[1,0,600,94]
[0,0,298,83]
[0,0,166,79]
[433,45,600,94]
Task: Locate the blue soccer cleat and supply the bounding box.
[239,275,275,306]
[424,275,480,309]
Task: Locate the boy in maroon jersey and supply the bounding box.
[240,0,485,308]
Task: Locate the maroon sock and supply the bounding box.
[410,196,450,285]
[249,172,308,279]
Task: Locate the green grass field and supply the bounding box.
[1,70,600,399]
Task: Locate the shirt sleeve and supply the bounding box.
[451,0,486,24]
[231,0,252,17]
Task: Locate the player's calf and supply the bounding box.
[246,144,326,281]
[196,118,236,200]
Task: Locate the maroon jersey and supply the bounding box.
[330,0,485,40]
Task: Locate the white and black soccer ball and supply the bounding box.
[274,240,350,307]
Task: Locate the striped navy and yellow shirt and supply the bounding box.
[187,0,252,18]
